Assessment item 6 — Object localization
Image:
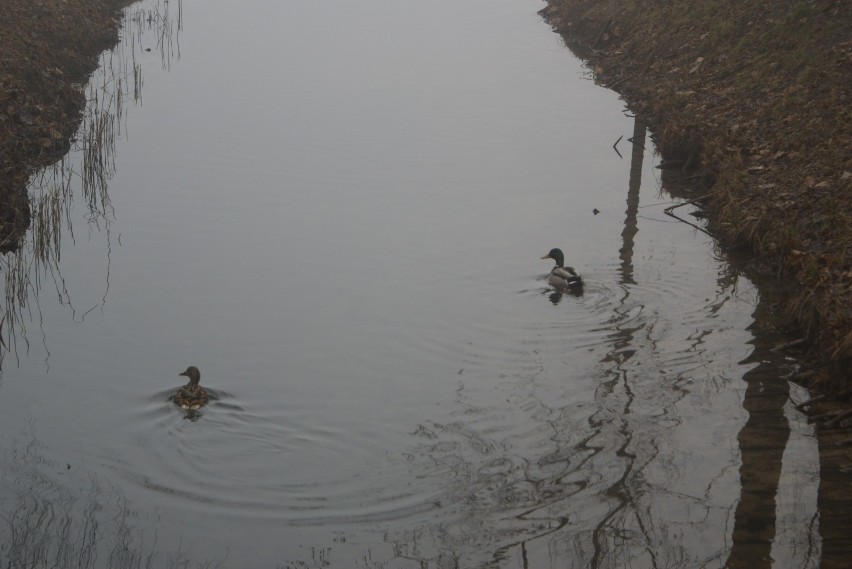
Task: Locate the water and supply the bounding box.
[0,0,823,567]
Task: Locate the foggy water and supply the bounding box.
[0,0,821,567]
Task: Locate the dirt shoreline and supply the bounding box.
[0,0,133,249]
[540,0,851,390]
[538,5,852,558]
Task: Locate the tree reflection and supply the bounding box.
[663,161,818,568]
[617,113,645,286]
[384,115,815,568]
[273,110,817,567]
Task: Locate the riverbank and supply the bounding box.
[540,0,851,390]
[0,0,131,250]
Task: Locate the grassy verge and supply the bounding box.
[540,0,851,388]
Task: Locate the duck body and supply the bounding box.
[541,248,583,289]
[171,366,210,411]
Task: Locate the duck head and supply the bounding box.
[179,365,201,386]
[541,248,565,267]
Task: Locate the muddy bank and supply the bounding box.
[538,1,852,560]
[539,0,851,389]
[0,0,132,250]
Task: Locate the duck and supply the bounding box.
[171,366,210,411]
[541,248,583,289]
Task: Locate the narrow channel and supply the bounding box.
[0,0,821,567]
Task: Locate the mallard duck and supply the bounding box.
[171,366,210,411]
[541,248,583,288]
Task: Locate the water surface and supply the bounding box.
[0,0,820,567]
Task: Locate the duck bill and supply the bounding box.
[540,254,552,260]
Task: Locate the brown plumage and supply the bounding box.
[172,366,210,410]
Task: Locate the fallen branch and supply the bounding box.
[772,338,807,352]
[794,393,825,411]
[663,193,715,236]
[809,410,846,422]
[825,409,852,428]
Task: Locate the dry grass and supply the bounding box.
[541,0,852,388]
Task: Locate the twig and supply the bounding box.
[612,134,623,158]
[808,410,845,421]
[663,193,715,236]
[825,409,852,427]
[626,136,646,151]
[592,19,614,49]
[794,394,825,411]
[772,338,807,352]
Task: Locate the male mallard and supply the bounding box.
[171,366,210,411]
[541,248,583,289]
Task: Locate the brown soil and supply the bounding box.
[0,0,132,249]
[540,0,851,391]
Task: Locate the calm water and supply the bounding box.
[0,0,821,567]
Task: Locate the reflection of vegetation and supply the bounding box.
[0,0,181,368]
[1,431,222,569]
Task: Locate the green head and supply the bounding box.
[541,248,565,267]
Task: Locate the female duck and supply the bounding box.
[541,248,583,289]
[171,366,210,411]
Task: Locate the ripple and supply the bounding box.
[100,258,757,531]
[96,388,454,525]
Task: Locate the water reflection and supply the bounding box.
[618,115,646,285]
[662,172,820,569]
[723,272,820,569]
[0,0,828,565]
[547,287,582,305]
[337,122,701,568]
[726,344,792,568]
[0,428,225,569]
[0,0,181,368]
[369,118,818,568]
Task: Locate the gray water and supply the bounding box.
[0,0,821,567]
